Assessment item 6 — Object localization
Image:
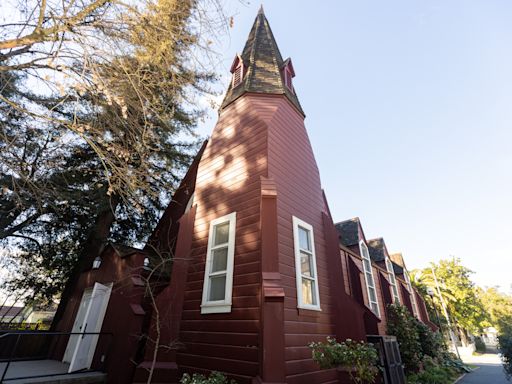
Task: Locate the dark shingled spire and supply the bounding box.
[220,8,304,116]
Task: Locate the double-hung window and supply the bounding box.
[201,212,236,314]
[385,258,401,304]
[404,270,419,317]
[359,240,380,317]
[293,217,320,310]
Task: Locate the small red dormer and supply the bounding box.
[281,58,295,91]
[230,54,245,88]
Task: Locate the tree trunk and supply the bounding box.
[50,194,119,331]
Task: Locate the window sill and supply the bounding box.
[297,305,322,315]
[200,303,232,314]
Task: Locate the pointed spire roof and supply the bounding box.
[221,8,304,116]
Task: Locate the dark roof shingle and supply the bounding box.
[367,238,386,262]
[335,218,361,247]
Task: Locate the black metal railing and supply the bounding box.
[0,331,113,382]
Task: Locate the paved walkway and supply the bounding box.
[0,360,105,383]
[459,353,509,384]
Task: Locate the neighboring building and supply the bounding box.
[53,8,436,384]
[0,306,25,323]
[24,305,57,324]
[335,218,435,336]
[481,327,498,346]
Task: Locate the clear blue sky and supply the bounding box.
[200,0,512,291]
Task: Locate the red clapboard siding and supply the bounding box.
[340,249,352,295]
[177,94,279,379]
[263,95,340,382]
[175,92,367,383]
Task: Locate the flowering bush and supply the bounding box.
[180,371,236,384]
[309,337,379,383]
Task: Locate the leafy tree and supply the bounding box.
[479,287,512,335]
[0,0,226,312]
[411,258,487,342]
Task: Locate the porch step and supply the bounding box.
[4,371,106,384]
[0,360,106,384]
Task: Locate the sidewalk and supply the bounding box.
[458,353,508,384]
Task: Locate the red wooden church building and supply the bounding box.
[53,8,434,384]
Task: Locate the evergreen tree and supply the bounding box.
[0,0,225,313]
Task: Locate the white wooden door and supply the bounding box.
[63,289,92,363]
[68,282,112,372]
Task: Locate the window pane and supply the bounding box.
[209,275,226,301]
[211,247,228,273]
[366,272,374,286]
[302,278,317,305]
[371,302,379,314]
[301,252,313,277]
[363,259,371,272]
[360,244,368,257]
[368,287,377,302]
[214,222,230,245]
[298,227,311,251]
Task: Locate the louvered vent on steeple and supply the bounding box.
[230,54,244,88]
[281,58,295,91]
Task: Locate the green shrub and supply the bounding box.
[498,332,512,380]
[407,366,458,384]
[180,371,236,384]
[309,337,379,383]
[387,304,422,372]
[474,336,486,353]
[416,320,445,359]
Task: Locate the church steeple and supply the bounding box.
[221,8,304,116]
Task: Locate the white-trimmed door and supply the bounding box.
[66,282,112,372]
[63,288,92,363]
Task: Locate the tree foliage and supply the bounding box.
[479,286,512,335]
[411,258,487,336]
[0,0,226,303]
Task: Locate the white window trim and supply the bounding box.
[385,257,401,304]
[359,240,381,317]
[184,192,195,213]
[200,212,236,314]
[405,270,419,318]
[292,216,321,311]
